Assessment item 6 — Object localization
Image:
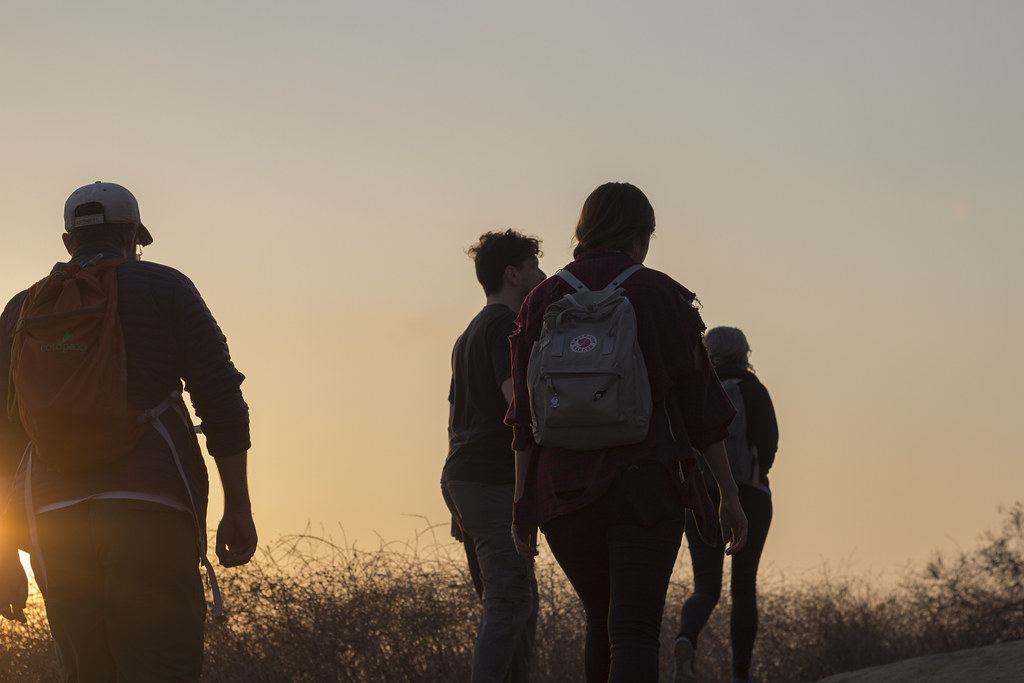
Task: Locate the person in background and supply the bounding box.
[507,182,747,683]
[442,229,545,682]
[673,326,778,683]
[0,181,256,681]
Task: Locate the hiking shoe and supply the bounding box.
[671,636,698,683]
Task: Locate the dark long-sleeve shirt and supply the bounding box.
[0,244,248,532]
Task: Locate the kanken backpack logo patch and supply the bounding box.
[8,255,149,473]
[527,264,652,451]
[569,334,597,353]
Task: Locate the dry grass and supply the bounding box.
[0,588,59,682]
[663,503,1024,682]
[3,504,1024,682]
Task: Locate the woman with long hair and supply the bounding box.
[506,182,747,682]
[672,326,778,683]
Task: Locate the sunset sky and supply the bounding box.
[2,2,1022,580]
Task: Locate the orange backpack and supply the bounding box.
[8,255,148,472]
[9,256,229,618]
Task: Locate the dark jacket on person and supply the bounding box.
[0,243,249,544]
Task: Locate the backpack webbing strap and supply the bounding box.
[150,402,226,622]
[23,394,226,621]
[555,269,589,293]
[604,264,644,292]
[555,264,645,297]
[591,264,645,309]
[140,392,180,425]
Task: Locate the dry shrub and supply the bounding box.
[662,561,933,682]
[201,524,585,682]
[661,503,1024,682]
[749,567,909,682]
[4,505,1024,681]
[0,589,59,682]
[900,502,1024,653]
[201,525,479,681]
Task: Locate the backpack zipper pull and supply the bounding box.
[546,376,560,408]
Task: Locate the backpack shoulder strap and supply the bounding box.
[557,264,645,294]
[148,393,226,621]
[555,269,589,293]
[601,264,645,294]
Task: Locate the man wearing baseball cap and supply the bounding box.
[0,181,257,681]
[62,180,155,248]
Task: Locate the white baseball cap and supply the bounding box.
[63,181,154,246]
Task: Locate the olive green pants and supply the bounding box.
[31,499,206,683]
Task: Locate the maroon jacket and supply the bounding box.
[506,249,734,541]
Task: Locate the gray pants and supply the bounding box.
[443,481,539,683]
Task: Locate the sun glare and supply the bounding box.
[19,551,40,595]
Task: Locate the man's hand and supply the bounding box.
[0,549,27,623]
[511,524,538,562]
[213,452,256,567]
[216,507,258,568]
[719,494,748,555]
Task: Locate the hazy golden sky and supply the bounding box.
[2,2,1021,578]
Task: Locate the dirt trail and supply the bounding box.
[815,639,1024,683]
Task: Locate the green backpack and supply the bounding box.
[527,265,652,451]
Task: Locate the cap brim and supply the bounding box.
[137,224,154,246]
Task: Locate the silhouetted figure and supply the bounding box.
[0,181,256,681]
[507,182,747,683]
[673,326,778,683]
[443,229,545,682]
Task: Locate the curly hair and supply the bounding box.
[467,229,542,295]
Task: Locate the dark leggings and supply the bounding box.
[541,461,686,683]
[677,485,773,678]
